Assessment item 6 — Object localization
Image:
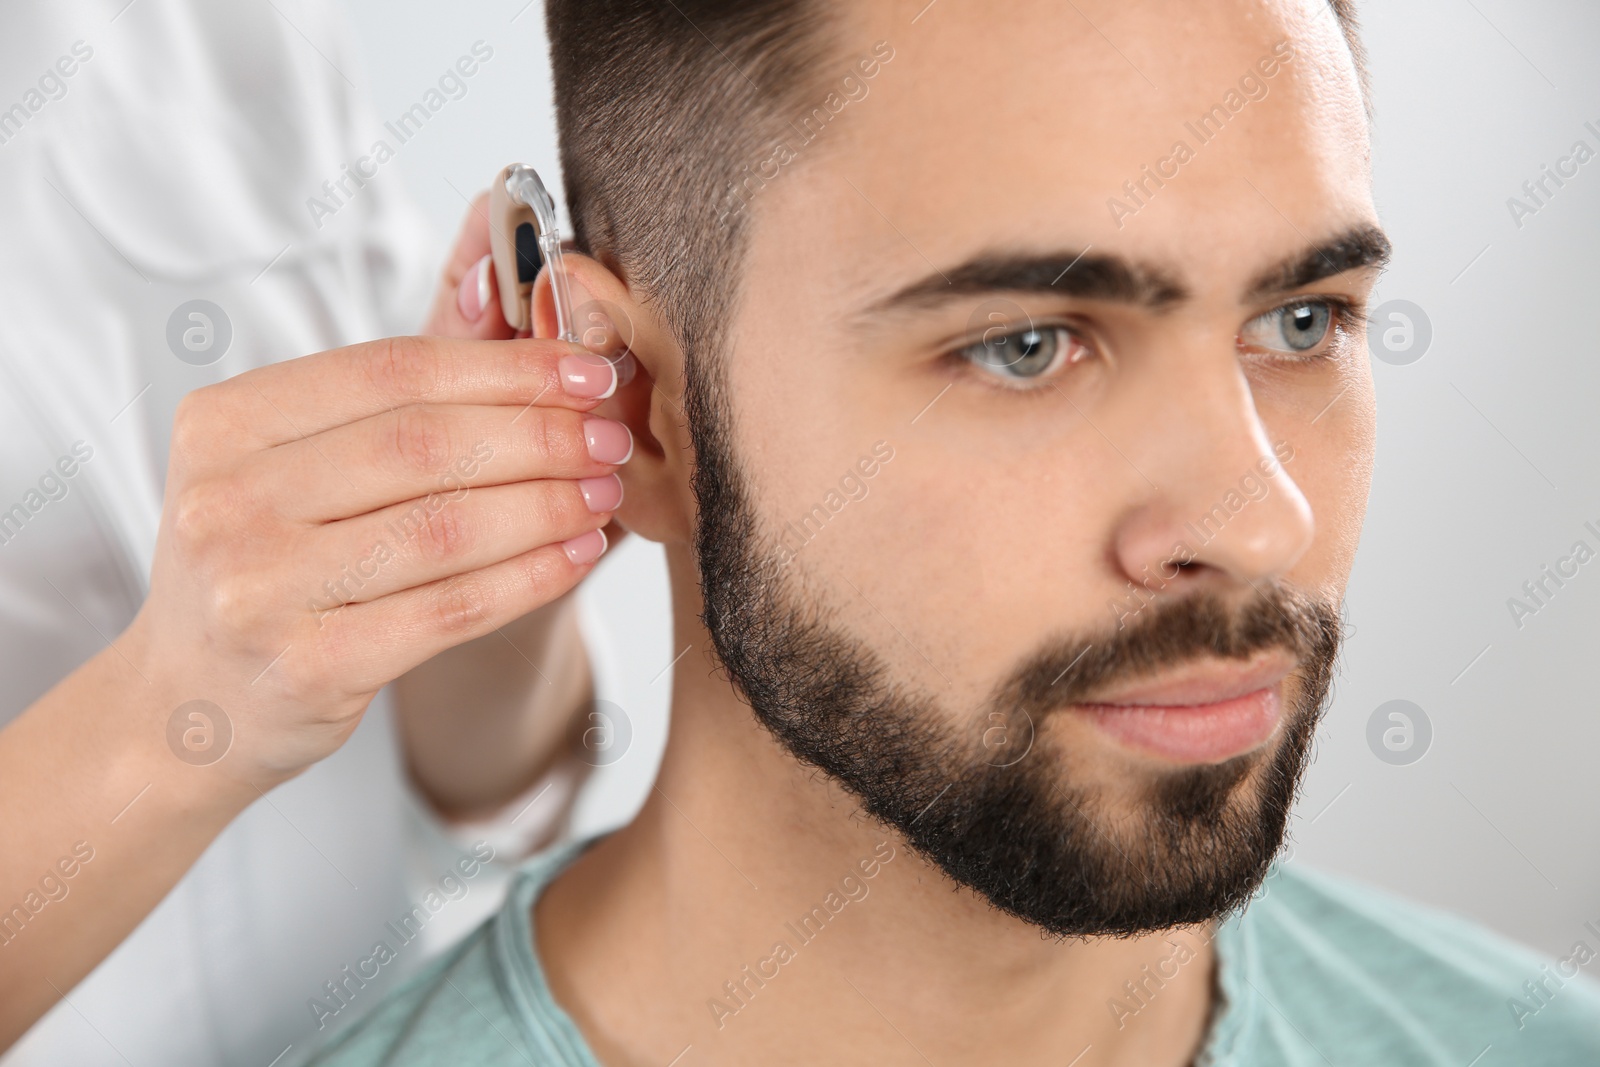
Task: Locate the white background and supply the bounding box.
[334,0,1600,959]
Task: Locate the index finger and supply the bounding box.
[217,335,619,449]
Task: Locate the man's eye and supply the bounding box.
[1240,300,1338,355]
[954,325,1087,385]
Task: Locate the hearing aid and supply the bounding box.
[489,163,576,338]
[489,164,635,386]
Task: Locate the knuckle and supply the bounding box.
[169,480,238,554]
[298,614,384,708]
[428,575,491,637]
[535,409,587,469]
[387,406,454,474]
[516,544,573,593]
[284,655,347,710]
[304,620,355,692]
[170,387,219,460]
[366,336,442,403]
[208,571,271,634]
[271,661,325,713]
[539,481,591,534]
[411,499,472,563]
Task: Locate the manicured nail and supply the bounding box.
[561,352,618,399]
[579,474,624,512]
[583,417,634,464]
[562,527,607,565]
[458,255,491,323]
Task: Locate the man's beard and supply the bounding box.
[687,374,1342,938]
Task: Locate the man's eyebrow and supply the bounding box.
[857,250,1189,317]
[1243,223,1392,301]
[854,225,1390,321]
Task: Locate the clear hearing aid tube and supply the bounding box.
[504,164,577,343]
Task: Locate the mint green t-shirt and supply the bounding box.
[303,838,1600,1066]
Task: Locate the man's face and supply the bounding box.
[690,0,1380,935]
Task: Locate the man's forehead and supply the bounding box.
[742,0,1372,313]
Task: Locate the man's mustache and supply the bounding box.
[992,582,1344,717]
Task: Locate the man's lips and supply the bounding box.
[1069,653,1296,764]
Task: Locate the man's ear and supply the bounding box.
[532,252,695,545]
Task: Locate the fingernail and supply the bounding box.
[561,352,618,399]
[583,417,634,464]
[579,474,624,512]
[458,255,491,323]
[562,527,608,565]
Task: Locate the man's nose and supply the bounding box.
[1110,360,1315,597]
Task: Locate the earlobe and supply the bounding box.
[531,255,696,545]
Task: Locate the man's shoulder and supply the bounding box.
[298,924,533,1067]
[300,839,599,1067]
[1222,862,1600,1063]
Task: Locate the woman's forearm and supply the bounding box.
[391,594,594,820]
[0,637,260,1050]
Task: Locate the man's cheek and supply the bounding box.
[1288,382,1375,590]
[855,468,1048,671]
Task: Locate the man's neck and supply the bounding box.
[536,545,1218,1067]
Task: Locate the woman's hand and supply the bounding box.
[0,188,633,1047]
[391,193,631,817]
[121,191,630,793]
[124,211,631,789]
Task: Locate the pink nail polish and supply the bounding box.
[579,474,624,512]
[458,255,491,323]
[562,527,608,565]
[561,352,618,399]
[583,417,634,464]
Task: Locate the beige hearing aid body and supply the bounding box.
[488,163,576,339]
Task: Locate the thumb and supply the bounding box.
[422,191,518,340]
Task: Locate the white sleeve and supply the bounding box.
[395,745,592,958]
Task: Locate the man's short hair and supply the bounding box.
[545,0,1367,369]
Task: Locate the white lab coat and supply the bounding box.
[0,2,584,1063]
